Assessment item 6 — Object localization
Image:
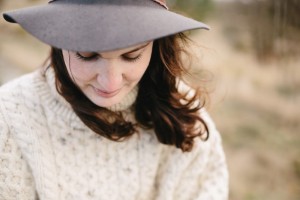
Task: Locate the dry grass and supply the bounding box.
[189,7,300,200]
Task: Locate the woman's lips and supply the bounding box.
[92,86,121,98]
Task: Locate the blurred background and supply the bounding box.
[1,0,300,199]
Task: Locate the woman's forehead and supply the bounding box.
[78,41,152,55]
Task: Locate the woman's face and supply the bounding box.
[62,42,153,108]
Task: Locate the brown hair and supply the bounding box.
[50,33,208,152]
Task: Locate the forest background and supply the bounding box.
[0,0,299,199]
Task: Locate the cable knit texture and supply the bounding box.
[0,68,229,200]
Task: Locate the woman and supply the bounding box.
[0,0,228,199]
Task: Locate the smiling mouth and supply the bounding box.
[92,86,121,98]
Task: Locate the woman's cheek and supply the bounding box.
[69,60,94,82]
[124,62,146,82]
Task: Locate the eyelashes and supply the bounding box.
[75,52,98,61]
[123,55,142,62]
[75,52,142,63]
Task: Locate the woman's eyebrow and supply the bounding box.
[124,42,151,54]
[94,42,151,58]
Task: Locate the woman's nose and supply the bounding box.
[96,59,123,91]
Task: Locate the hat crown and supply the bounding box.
[152,0,168,9]
[48,0,165,4]
[49,0,168,9]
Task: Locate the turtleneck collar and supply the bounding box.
[107,86,138,112]
[44,67,138,112]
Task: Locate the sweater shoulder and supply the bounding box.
[0,70,47,130]
[0,70,43,109]
[0,73,38,199]
[0,70,41,99]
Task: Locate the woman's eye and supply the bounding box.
[75,52,99,61]
[122,54,142,62]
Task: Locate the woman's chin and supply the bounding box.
[86,89,124,108]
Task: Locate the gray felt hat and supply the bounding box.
[3,0,209,52]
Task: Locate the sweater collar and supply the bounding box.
[107,86,138,112]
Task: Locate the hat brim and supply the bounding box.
[3,1,209,52]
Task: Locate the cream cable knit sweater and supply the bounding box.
[0,68,228,200]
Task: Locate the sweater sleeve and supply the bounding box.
[0,103,37,200]
[174,112,229,200]
[196,127,229,199]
